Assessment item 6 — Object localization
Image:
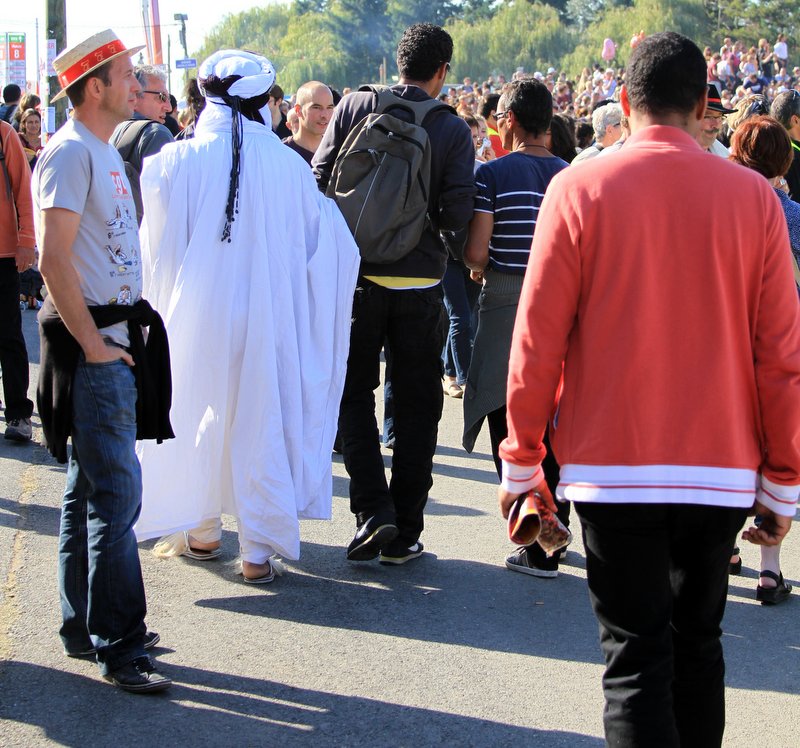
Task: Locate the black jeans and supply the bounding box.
[0,258,33,420]
[338,279,445,545]
[575,502,748,748]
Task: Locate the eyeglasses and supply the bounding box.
[139,90,169,103]
[495,110,509,120]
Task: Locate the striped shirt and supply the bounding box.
[474,152,567,275]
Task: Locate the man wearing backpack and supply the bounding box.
[313,23,476,565]
[110,65,173,224]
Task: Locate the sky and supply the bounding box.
[4,0,284,95]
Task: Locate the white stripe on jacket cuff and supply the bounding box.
[501,461,543,494]
[758,476,799,517]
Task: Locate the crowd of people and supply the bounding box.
[0,21,798,748]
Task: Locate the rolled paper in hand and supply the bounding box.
[531,491,572,556]
[508,491,572,555]
[508,492,541,545]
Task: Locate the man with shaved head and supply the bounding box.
[283,81,334,165]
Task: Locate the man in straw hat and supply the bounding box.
[134,50,359,583]
[33,29,174,693]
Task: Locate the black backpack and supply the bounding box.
[112,119,151,225]
[325,85,452,264]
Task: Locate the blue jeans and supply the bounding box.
[58,357,147,675]
[441,258,478,385]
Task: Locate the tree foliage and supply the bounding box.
[192,0,796,94]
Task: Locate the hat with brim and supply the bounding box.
[51,29,145,103]
[706,84,735,114]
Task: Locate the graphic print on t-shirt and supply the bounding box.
[110,170,129,197]
[104,200,140,296]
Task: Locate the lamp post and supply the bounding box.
[174,13,188,58]
[173,13,189,87]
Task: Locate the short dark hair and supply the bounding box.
[625,32,706,117]
[548,113,577,163]
[461,114,478,129]
[575,120,593,149]
[66,60,113,107]
[499,78,553,138]
[770,90,800,130]
[396,23,452,83]
[480,93,500,120]
[2,84,20,103]
[729,115,793,179]
[269,83,284,102]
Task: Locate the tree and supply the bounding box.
[387,0,459,41]
[326,0,392,86]
[560,0,712,73]
[194,6,291,68]
[448,2,573,79]
[566,0,606,31]
[278,11,349,91]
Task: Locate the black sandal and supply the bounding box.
[729,546,742,575]
[756,570,792,605]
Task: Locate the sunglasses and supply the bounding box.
[139,90,169,103]
[495,110,509,120]
[744,96,770,118]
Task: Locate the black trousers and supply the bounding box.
[487,405,571,555]
[0,258,33,420]
[575,502,748,748]
[338,279,445,545]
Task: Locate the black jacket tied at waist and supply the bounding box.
[37,295,175,463]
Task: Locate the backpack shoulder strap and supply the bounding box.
[114,119,151,164]
[358,84,455,124]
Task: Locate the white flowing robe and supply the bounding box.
[134,103,360,559]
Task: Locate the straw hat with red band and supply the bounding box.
[706,84,735,114]
[51,29,145,103]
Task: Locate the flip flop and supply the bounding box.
[241,557,284,584]
[181,531,222,561]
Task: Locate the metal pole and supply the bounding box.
[45,0,67,130]
[35,18,40,95]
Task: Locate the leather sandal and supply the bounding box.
[756,570,792,605]
[729,546,742,575]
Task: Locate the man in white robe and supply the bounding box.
[135,50,360,582]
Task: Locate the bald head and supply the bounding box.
[293,81,335,150]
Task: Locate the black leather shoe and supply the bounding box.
[347,516,398,561]
[103,655,172,693]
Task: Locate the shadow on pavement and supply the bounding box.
[0,660,604,747]
[193,541,602,664]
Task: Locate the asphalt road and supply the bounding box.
[0,310,798,747]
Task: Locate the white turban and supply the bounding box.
[198,49,276,102]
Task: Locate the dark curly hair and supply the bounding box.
[396,24,452,83]
[499,78,553,138]
[625,32,706,117]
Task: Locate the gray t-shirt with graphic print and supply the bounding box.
[33,118,142,346]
